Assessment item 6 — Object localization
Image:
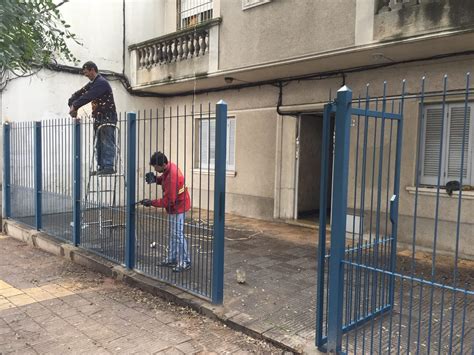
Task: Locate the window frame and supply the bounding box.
[195,116,236,172]
[420,102,473,186]
[177,0,213,30]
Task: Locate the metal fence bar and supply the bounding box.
[211,100,227,304]
[73,119,81,246]
[126,112,137,269]
[34,121,42,230]
[316,102,333,347]
[327,86,352,353]
[3,123,11,218]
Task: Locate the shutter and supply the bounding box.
[227,119,236,170]
[422,107,444,185]
[210,120,216,168]
[447,105,471,182]
[200,120,208,168]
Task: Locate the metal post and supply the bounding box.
[211,100,227,304]
[316,103,333,347]
[3,123,11,218]
[125,112,137,269]
[73,120,81,246]
[327,86,352,353]
[34,121,42,231]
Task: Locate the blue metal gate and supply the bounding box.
[316,84,404,353]
[317,77,474,354]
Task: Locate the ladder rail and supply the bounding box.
[81,123,126,238]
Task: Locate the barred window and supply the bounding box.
[178,0,213,30]
[420,103,473,186]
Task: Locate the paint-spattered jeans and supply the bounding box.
[95,125,116,169]
[169,213,190,266]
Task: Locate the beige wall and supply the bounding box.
[218,0,357,70]
[145,55,474,258]
[374,0,474,41]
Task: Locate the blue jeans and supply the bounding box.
[169,213,190,266]
[95,125,116,169]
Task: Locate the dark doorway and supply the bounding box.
[297,113,333,224]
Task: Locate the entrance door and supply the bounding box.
[297,114,333,223]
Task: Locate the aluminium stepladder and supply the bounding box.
[81,123,126,250]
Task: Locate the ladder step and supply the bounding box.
[102,224,126,229]
[91,173,125,178]
[82,220,113,226]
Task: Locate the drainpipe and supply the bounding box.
[276,82,301,220]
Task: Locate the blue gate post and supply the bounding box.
[125,112,137,269]
[34,121,42,231]
[3,123,11,218]
[327,86,352,353]
[211,100,227,304]
[72,120,81,246]
[316,103,334,347]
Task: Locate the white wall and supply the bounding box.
[1,0,165,123]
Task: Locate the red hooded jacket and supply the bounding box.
[151,162,191,214]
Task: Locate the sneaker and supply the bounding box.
[159,259,177,267]
[172,263,191,272]
[96,167,116,175]
[150,242,157,248]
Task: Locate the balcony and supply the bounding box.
[129,18,221,93]
[374,0,474,41]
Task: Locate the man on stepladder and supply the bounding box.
[141,152,192,272]
[68,61,117,175]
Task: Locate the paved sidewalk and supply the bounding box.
[0,235,282,354]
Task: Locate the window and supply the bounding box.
[178,0,213,30]
[420,103,473,186]
[197,118,236,171]
[242,0,272,11]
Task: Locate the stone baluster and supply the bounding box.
[193,33,200,57]
[199,32,206,56]
[143,47,149,67]
[159,43,166,64]
[171,39,178,62]
[148,46,155,67]
[138,48,145,69]
[153,44,159,66]
[182,36,188,59]
[205,31,209,54]
[187,34,194,59]
[166,42,173,63]
[177,38,183,61]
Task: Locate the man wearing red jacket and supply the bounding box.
[141,152,191,272]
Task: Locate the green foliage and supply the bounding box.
[0,0,78,74]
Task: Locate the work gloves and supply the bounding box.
[145,172,156,184]
[140,199,153,207]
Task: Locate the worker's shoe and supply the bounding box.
[172,263,191,272]
[159,259,177,267]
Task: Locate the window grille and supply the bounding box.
[178,0,213,30]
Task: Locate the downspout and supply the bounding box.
[122,0,126,75]
[276,82,301,220]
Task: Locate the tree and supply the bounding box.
[0,0,78,90]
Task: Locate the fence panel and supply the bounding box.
[41,118,74,242]
[134,103,224,301]
[4,103,227,303]
[9,122,36,227]
[79,115,127,265]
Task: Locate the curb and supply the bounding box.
[2,219,321,354]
